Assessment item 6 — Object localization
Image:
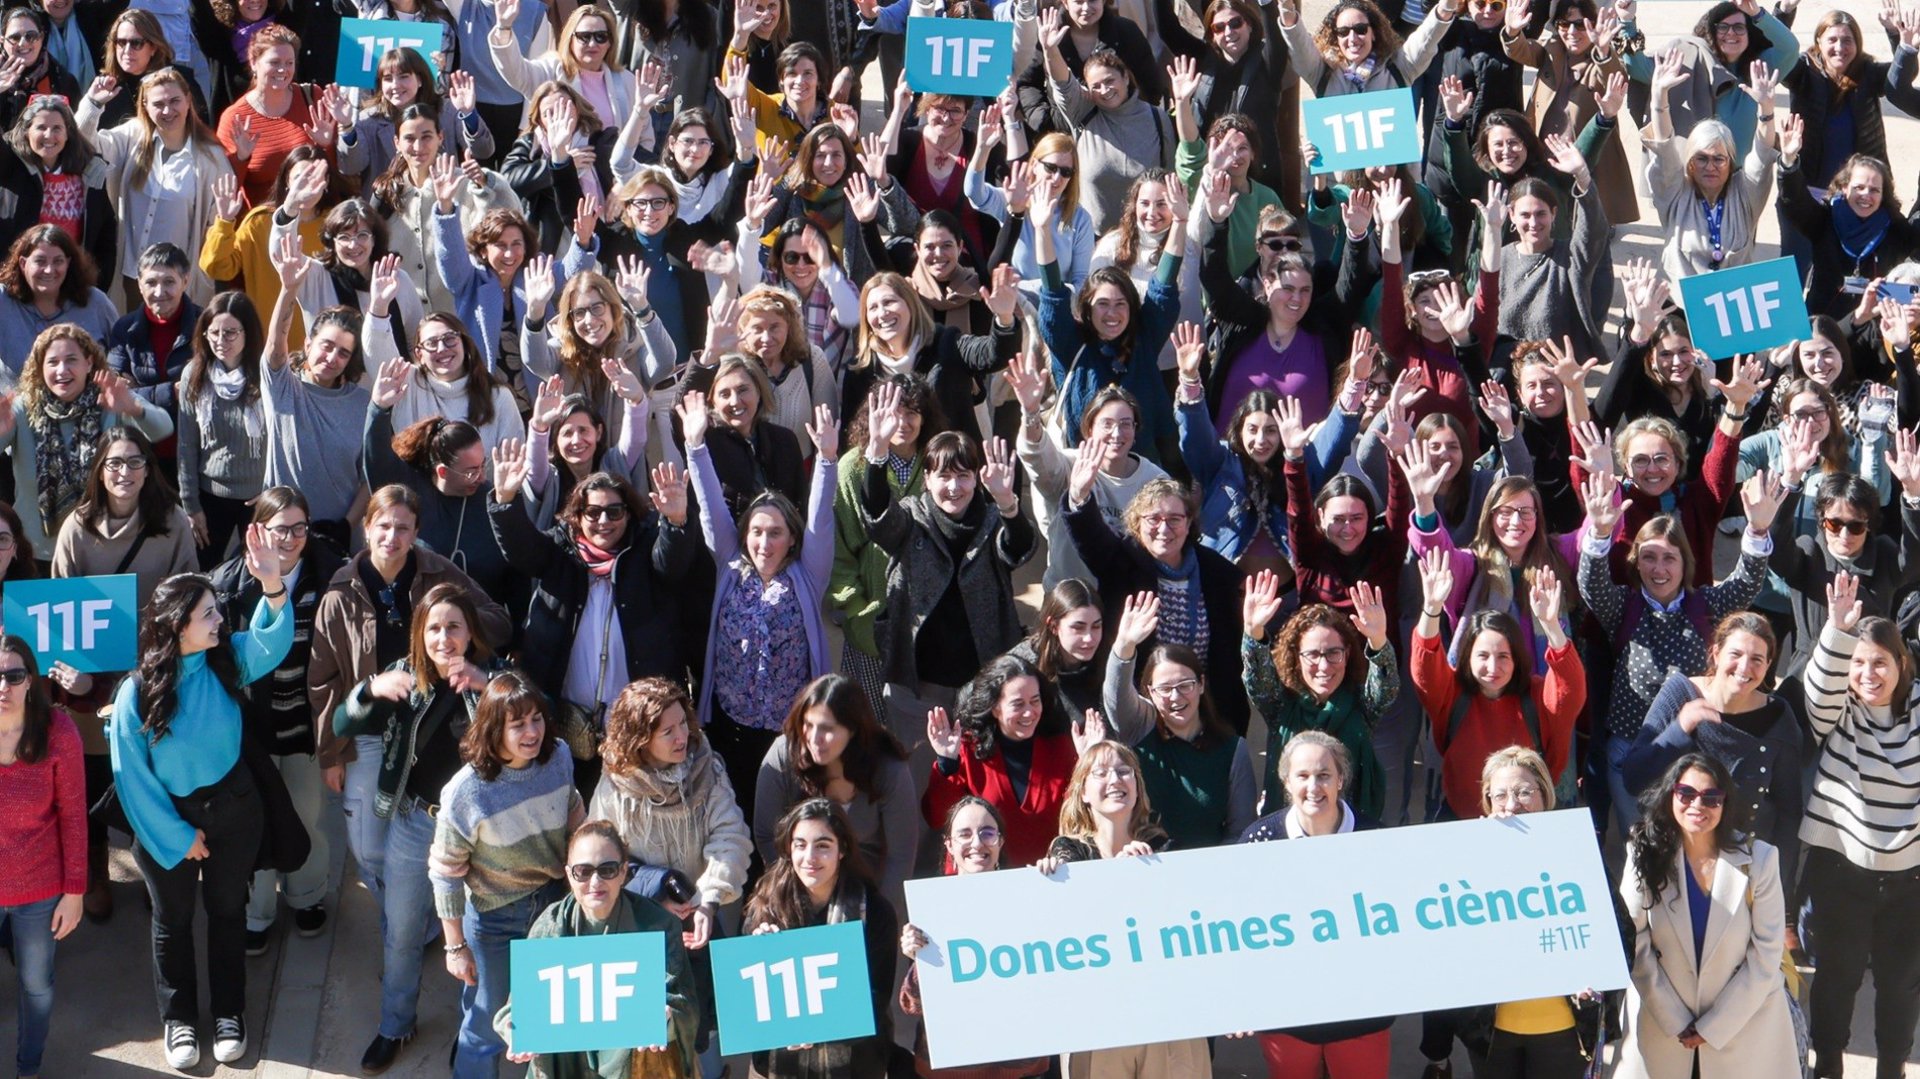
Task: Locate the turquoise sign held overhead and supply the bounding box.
[1300,87,1420,173]
[335,18,444,89]
[906,17,1014,97]
[709,922,874,1057]
[4,574,138,673]
[507,932,669,1056]
[1677,256,1810,360]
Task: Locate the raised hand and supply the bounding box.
[1528,565,1564,625]
[1038,7,1069,49]
[830,101,860,140]
[1274,394,1310,457]
[602,357,647,404]
[523,253,556,319]
[572,192,603,249]
[1583,471,1621,536]
[1071,709,1110,756]
[1168,54,1201,101]
[371,355,412,408]
[1243,569,1283,632]
[1397,440,1453,512]
[1418,548,1455,613]
[675,389,712,449]
[530,375,568,431]
[1066,437,1102,504]
[743,172,780,230]
[269,230,309,289]
[1346,328,1376,388]
[1112,591,1161,657]
[1889,426,1920,498]
[88,372,131,417]
[1570,419,1615,478]
[1341,187,1375,238]
[242,523,283,591]
[211,173,244,223]
[864,381,904,458]
[648,461,688,525]
[1504,0,1530,33]
[1372,176,1407,228]
[1542,133,1590,182]
[1709,354,1771,414]
[980,437,1018,508]
[1744,59,1778,107]
[1172,322,1206,386]
[85,73,119,105]
[846,172,881,223]
[368,253,402,313]
[1650,45,1687,94]
[1878,297,1913,352]
[231,116,257,162]
[1439,74,1474,124]
[1827,570,1863,634]
[982,264,1021,324]
[492,437,531,502]
[806,402,838,459]
[429,152,463,210]
[1005,349,1050,416]
[1776,112,1804,162]
[1597,70,1627,120]
[1741,468,1785,533]
[1432,281,1473,342]
[1777,415,1820,481]
[448,70,477,115]
[1347,581,1389,649]
[927,706,962,759]
[1473,180,1508,237]
[1478,379,1516,440]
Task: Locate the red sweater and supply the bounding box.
[1284,453,1414,627]
[1379,259,1484,461]
[217,87,324,209]
[922,733,1077,868]
[1411,632,1585,820]
[0,709,88,905]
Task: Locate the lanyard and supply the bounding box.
[1700,196,1726,268]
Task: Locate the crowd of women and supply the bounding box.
[0,0,1918,1075]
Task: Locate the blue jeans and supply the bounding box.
[1604,732,1643,841]
[2,895,58,1075]
[454,883,564,1079]
[377,801,437,1040]
[342,738,390,913]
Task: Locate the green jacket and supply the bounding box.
[829,446,924,657]
[1242,633,1399,820]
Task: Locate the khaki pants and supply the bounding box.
[1067,1038,1212,1079]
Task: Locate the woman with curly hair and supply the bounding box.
[1242,571,1397,817]
[272,177,427,331]
[0,225,118,361]
[754,674,916,903]
[434,204,556,384]
[93,10,210,131]
[0,325,174,559]
[1618,0,1797,161]
[1615,752,1797,1079]
[1277,0,1457,98]
[0,96,117,283]
[205,0,287,109]
[108,539,292,1069]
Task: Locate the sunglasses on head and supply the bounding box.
[567,860,624,883]
[573,28,610,44]
[1822,517,1868,537]
[1672,782,1725,809]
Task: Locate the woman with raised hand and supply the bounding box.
[93,10,210,132]
[1238,732,1392,1077]
[1281,380,1413,622]
[487,437,698,793]
[0,8,80,134]
[1009,0,1162,137]
[743,799,899,1079]
[1615,753,1798,1079]
[897,797,1049,1079]
[966,131,1098,301]
[1617,0,1796,160]
[1038,741,1210,1078]
[496,822,699,1079]
[1090,169,1203,370]
[500,82,620,256]
[0,636,86,1079]
[1410,546,1584,819]
[331,582,497,1076]
[722,287,841,458]
[1580,469,1781,837]
[672,354,807,523]
[681,392,839,819]
[1100,591,1256,848]
[1242,572,1399,818]
[836,267,1022,444]
[109,535,292,1070]
[522,372,651,531]
[754,674,916,906]
[1799,570,1920,1079]
[365,110,520,312]
[213,27,336,208]
[271,159,426,332]
[1775,112,1918,320]
[1641,47,1780,282]
[367,301,526,457]
[1494,0,1638,235]
[332,53,492,190]
[428,671,583,1079]
[0,326,175,561]
[77,67,233,305]
[488,0,637,145]
[1598,262,1721,474]
[520,253,674,443]
[1478,132,1611,368]
[1277,0,1457,99]
[1037,25,1176,233]
[1006,352,1169,591]
[1062,444,1250,734]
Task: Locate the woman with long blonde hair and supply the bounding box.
[836,269,1021,443]
[1412,475,1579,666]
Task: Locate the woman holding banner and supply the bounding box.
[1616,752,1797,1079]
[744,798,898,1079]
[1237,731,1392,1079]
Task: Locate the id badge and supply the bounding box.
[1843,275,1870,295]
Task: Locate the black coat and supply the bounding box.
[837,320,1022,444]
[211,534,348,756]
[500,127,621,255]
[1777,157,1920,320]
[488,494,703,702]
[107,297,202,425]
[0,56,80,132]
[0,144,117,280]
[1062,496,1250,737]
[96,63,212,130]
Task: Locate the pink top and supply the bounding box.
[0,708,88,905]
[1408,517,1586,665]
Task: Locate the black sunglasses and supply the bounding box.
[0,668,29,685]
[582,504,629,522]
[573,28,611,44]
[781,250,816,266]
[1672,782,1725,809]
[1258,235,1303,253]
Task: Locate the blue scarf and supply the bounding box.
[1831,196,1891,263]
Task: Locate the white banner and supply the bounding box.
[904,810,1628,1068]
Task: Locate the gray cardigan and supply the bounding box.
[751,736,921,897]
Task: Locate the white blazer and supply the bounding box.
[1614,839,1800,1079]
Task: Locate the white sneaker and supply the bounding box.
[164,1021,200,1070]
[213,1016,247,1064]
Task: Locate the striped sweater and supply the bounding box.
[1801,622,1920,872]
[429,751,582,918]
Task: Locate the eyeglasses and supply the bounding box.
[1691,152,1731,168]
[781,250,815,266]
[673,135,715,150]
[1149,678,1200,699]
[265,522,310,542]
[1492,505,1537,523]
[1363,381,1393,398]
[1787,407,1828,421]
[951,826,1001,845]
[1468,0,1505,10]
[1672,782,1725,809]
[1822,517,1868,537]
[0,668,28,686]
[5,30,42,43]
[1037,160,1076,179]
[418,333,463,354]
[114,36,152,48]
[573,29,611,44]
[1627,453,1674,471]
[926,105,968,122]
[1091,417,1136,433]
[1300,647,1348,665]
[1553,18,1585,28]
[1489,784,1540,805]
[1089,765,1137,781]
[581,503,629,522]
[567,860,624,882]
[1333,23,1371,37]
[0,533,15,551]
[103,456,148,473]
[450,463,486,481]
[1258,235,1304,253]
[1710,20,1748,37]
[629,196,672,212]
[1140,512,1188,530]
[206,327,243,341]
[569,300,612,323]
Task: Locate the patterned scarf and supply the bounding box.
[30,386,104,529]
[575,534,619,577]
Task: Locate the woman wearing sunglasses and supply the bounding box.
[308,485,512,934]
[1276,0,1456,101]
[1801,571,1920,1079]
[1615,752,1798,1079]
[489,0,637,144]
[428,671,583,1079]
[500,821,699,1079]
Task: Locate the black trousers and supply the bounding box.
[705,703,779,833]
[1478,1027,1586,1079]
[470,102,521,168]
[195,490,253,571]
[1804,846,1920,1079]
[131,762,263,1024]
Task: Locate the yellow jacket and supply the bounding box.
[199,205,324,347]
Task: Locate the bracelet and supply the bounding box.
[1723,408,1748,422]
[1422,607,1443,618]
[261,586,288,599]
[1758,114,1775,122]
[445,942,470,956]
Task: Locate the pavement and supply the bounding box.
[3,0,1916,1075]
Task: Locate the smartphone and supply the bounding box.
[1877,281,1918,304]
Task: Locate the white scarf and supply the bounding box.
[195,365,263,441]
